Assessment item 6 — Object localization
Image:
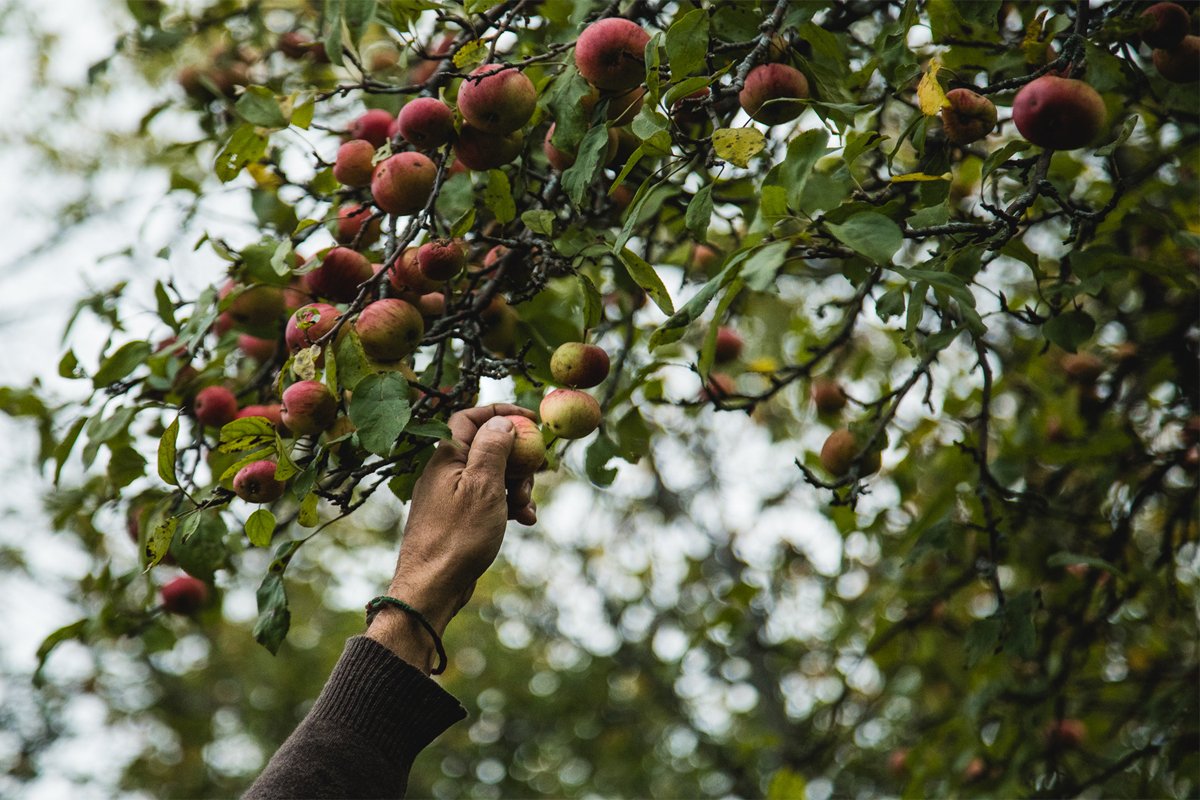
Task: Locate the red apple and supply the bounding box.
[739,64,809,124]
[714,327,743,364]
[820,428,881,477]
[388,248,441,295]
[454,125,524,171]
[811,378,847,415]
[1141,3,1190,49]
[333,139,376,187]
[417,239,466,281]
[305,247,372,303]
[334,203,382,246]
[161,575,209,615]
[940,88,997,145]
[540,388,602,439]
[550,342,610,388]
[575,17,651,91]
[355,298,425,361]
[507,416,546,476]
[233,459,285,503]
[286,303,341,353]
[543,123,618,171]
[281,381,338,435]
[1012,75,1107,150]
[193,386,238,427]
[1153,35,1200,83]
[371,152,437,215]
[395,97,456,148]
[237,334,278,362]
[348,108,394,147]
[457,64,537,134]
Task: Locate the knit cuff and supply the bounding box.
[306,636,467,758]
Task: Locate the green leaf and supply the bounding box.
[1047,551,1126,578]
[53,416,87,484]
[298,492,319,527]
[773,129,829,213]
[580,273,603,330]
[34,619,89,687]
[93,341,151,387]
[665,8,709,79]
[404,419,452,439]
[981,140,1029,182]
[826,212,903,265]
[585,433,620,486]
[144,516,177,570]
[740,240,791,292]
[452,39,487,69]
[617,248,674,315]
[254,569,291,654]
[1042,310,1095,353]
[215,125,269,183]
[650,258,743,349]
[154,281,179,330]
[964,614,1002,667]
[484,169,516,224]
[562,125,612,207]
[58,349,82,379]
[767,768,807,800]
[219,416,276,453]
[1096,115,1138,157]
[712,127,765,168]
[323,0,345,66]
[235,85,288,128]
[274,435,300,480]
[157,415,180,487]
[349,372,412,455]
[522,210,555,235]
[246,508,276,547]
[545,68,593,153]
[700,276,744,377]
[685,184,713,242]
[451,207,476,238]
[343,0,377,46]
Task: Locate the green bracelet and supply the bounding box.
[365,595,448,675]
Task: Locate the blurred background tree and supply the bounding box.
[0,1,1196,799]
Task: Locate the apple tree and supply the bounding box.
[1,0,1197,797]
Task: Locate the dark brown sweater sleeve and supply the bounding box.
[244,635,467,799]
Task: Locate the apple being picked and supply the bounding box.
[506,416,546,476]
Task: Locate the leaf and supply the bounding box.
[254,569,291,654]
[826,212,904,265]
[1096,114,1138,157]
[579,273,603,329]
[916,56,949,115]
[53,416,87,484]
[665,8,709,80]
[700,277,744,377]
[964,614,1002,667]
[650,258,744,349]
[1042,310,1095,353]
[215,125,269,183]
[484,169,516,223]
[617,248,674,315]
[219,416,276,453]
[144,516,177,570]
[246,508,276,547]
[712,127,765,168]
[157,415,180,487]
[774,129,829,213]
[343,0,376,46]
[981,140,1030,182]
[298,492,319,527]
[404,420,452,439]
[453,39,487,69]
[1047,551,1126,577]
[451,207,476,238]
[235,85,288,128]
[890,172,950,182]
[154,281,178,330]
[585,433,620,486]
[323,0,345,66]
[33,619,89,687]
[93,341,151,387]
[349,372,412,455]
[562,125,613,207]
[740,240,791,293]
[522,210,555,235]
[685,184,713,242]
[767,768,807,800]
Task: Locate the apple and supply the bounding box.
[395,97,456,148]
[739,64,809,124]
[348,109,394,148]
[1061,352,1104,383]
[1153,35,1200,83]
[714,327,743,363]
[671,88,711,126]
[582,85,646,126]
[417,292,446,319]
[700,371,736,401]
[820,428,881,477]
[161,575,209,615]
[409,34,453,85]
[480,296,519,355]
[1141,3,1190,49]
[811,378,847,414]
[454,125,524,170]
[236,403,285,431]
[233,459,286,503]
[457,64,537,134]
[220,281,285,337]
[940,88,997,145]
[305,247,372,303]
[540,388,602,439]
[333,139,376,187]
[281,380,338,435]
[278,32,316,59]
[1012,75,1107,150]
[355,298,425,361]
[417,239,466,281]
[286,303,341,353]
[507,416,546,475]
[575,17,651,91]
[690,243,722,272]
[193,386,239,427]
[1043,719,1087,749]
[334,203,382,246]
[388,247,441,295]
[550,343,610,388]
[371,152,437,215]
[237,334,278,362]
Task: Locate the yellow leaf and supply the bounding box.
[712,127,766,168]
[292,346,318,381]
[246,162,282,190]
[747,356,780,374]
[890,172,951,183]
[917,57,949,116]
[453,40,487,70]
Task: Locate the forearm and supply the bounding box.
[244,636,465,799]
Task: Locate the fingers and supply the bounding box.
[507,477,537,525]
[462,415,516,481]
[446,404,537,447]
[512,502,537,526]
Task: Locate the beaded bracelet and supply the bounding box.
[365,595,448,675]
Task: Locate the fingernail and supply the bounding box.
[484,416,513,432]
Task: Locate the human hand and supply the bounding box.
[367,404,538,668]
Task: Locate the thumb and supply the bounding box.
[463,415,514,481]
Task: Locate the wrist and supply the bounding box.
[366,606,439,674]
[387,574,464,636]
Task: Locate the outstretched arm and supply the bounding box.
[246,404,538,799]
